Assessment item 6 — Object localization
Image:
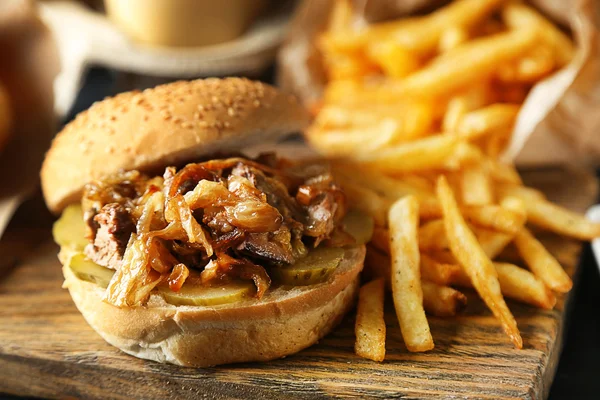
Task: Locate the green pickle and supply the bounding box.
[58,205,369,300]
[271,246,345,286]
[68,253,115,288]
[158,281,256,306]
[53,204,89,251]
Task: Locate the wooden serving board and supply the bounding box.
[0,168,597,400]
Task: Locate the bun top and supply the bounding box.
[41,78,311,213]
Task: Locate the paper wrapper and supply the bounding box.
[278,0,600,168]
[0,0,59,237]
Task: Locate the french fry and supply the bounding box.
[316,105,382,129]
[457,104,520,141]
[307,124,399,156]
[509,194,600,241]
[442,83,491,133]
[498,46,555,83]
[496,183,545,202]
[421,253,462,285]
[494,262,557,310]
[393,174,436,194]
[323,79,405,107]
[463,204,526,235]
[360,0,505,57]
[370,245,462,286]
[396,29,538,98]
[502,2,575,66]
[418,219,448,251]
[331,162,435,201]
[484,130,511,158]
[422,281,468,317]
[388,196,434,352]
[367,41,420,78]
[312,0,587,353]
[318,27,366,56]
[452,262,557,310]
[460,164,494,206]
[439,26,469,52]
[317,102,434,141]
[484,159,522,185]
[443,141,484,170]
[437,176,522,348]
[513,228,572,293]
[500,196,527,220]
[474,228,513,259]
[360,135,460,173]
[325,55,379,81]
[355,278,387,362]
[442,97,468,133]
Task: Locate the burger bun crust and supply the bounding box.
[41,78,310,214]
[62,246,365,367]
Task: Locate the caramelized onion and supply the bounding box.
[165,194,213,256]
[166,164,215,197]
[168,263,190,292]
[104,234,166,307]
[184,180,234,209]
[87,154,348,306]
[201,252,271,299]
[225,200,283,233]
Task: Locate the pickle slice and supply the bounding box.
[68,253,115,288]
[272,246,345,286]
[342,209,374,246]
[53,204,89,251]
[158,281,256,306]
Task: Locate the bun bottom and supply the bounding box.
[62,246,365,367]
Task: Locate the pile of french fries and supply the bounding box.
[311,0,600,361]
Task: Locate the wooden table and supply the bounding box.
[0,168,597,399]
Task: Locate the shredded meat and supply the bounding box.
[299,172,347,246]
[85,203,135,270]
[201,253,271,298]
[237,229,295,265]
[82,154,348,306]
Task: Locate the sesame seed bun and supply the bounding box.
[41,78,311,214]
[44,78,363,368]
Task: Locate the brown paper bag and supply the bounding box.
[0,0,59,236]
[278,0,600,168]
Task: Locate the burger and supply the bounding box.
[41,78,368,367]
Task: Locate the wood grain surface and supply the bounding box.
[0,168,597,400]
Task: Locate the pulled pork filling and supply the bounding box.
[81,154,350,307]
